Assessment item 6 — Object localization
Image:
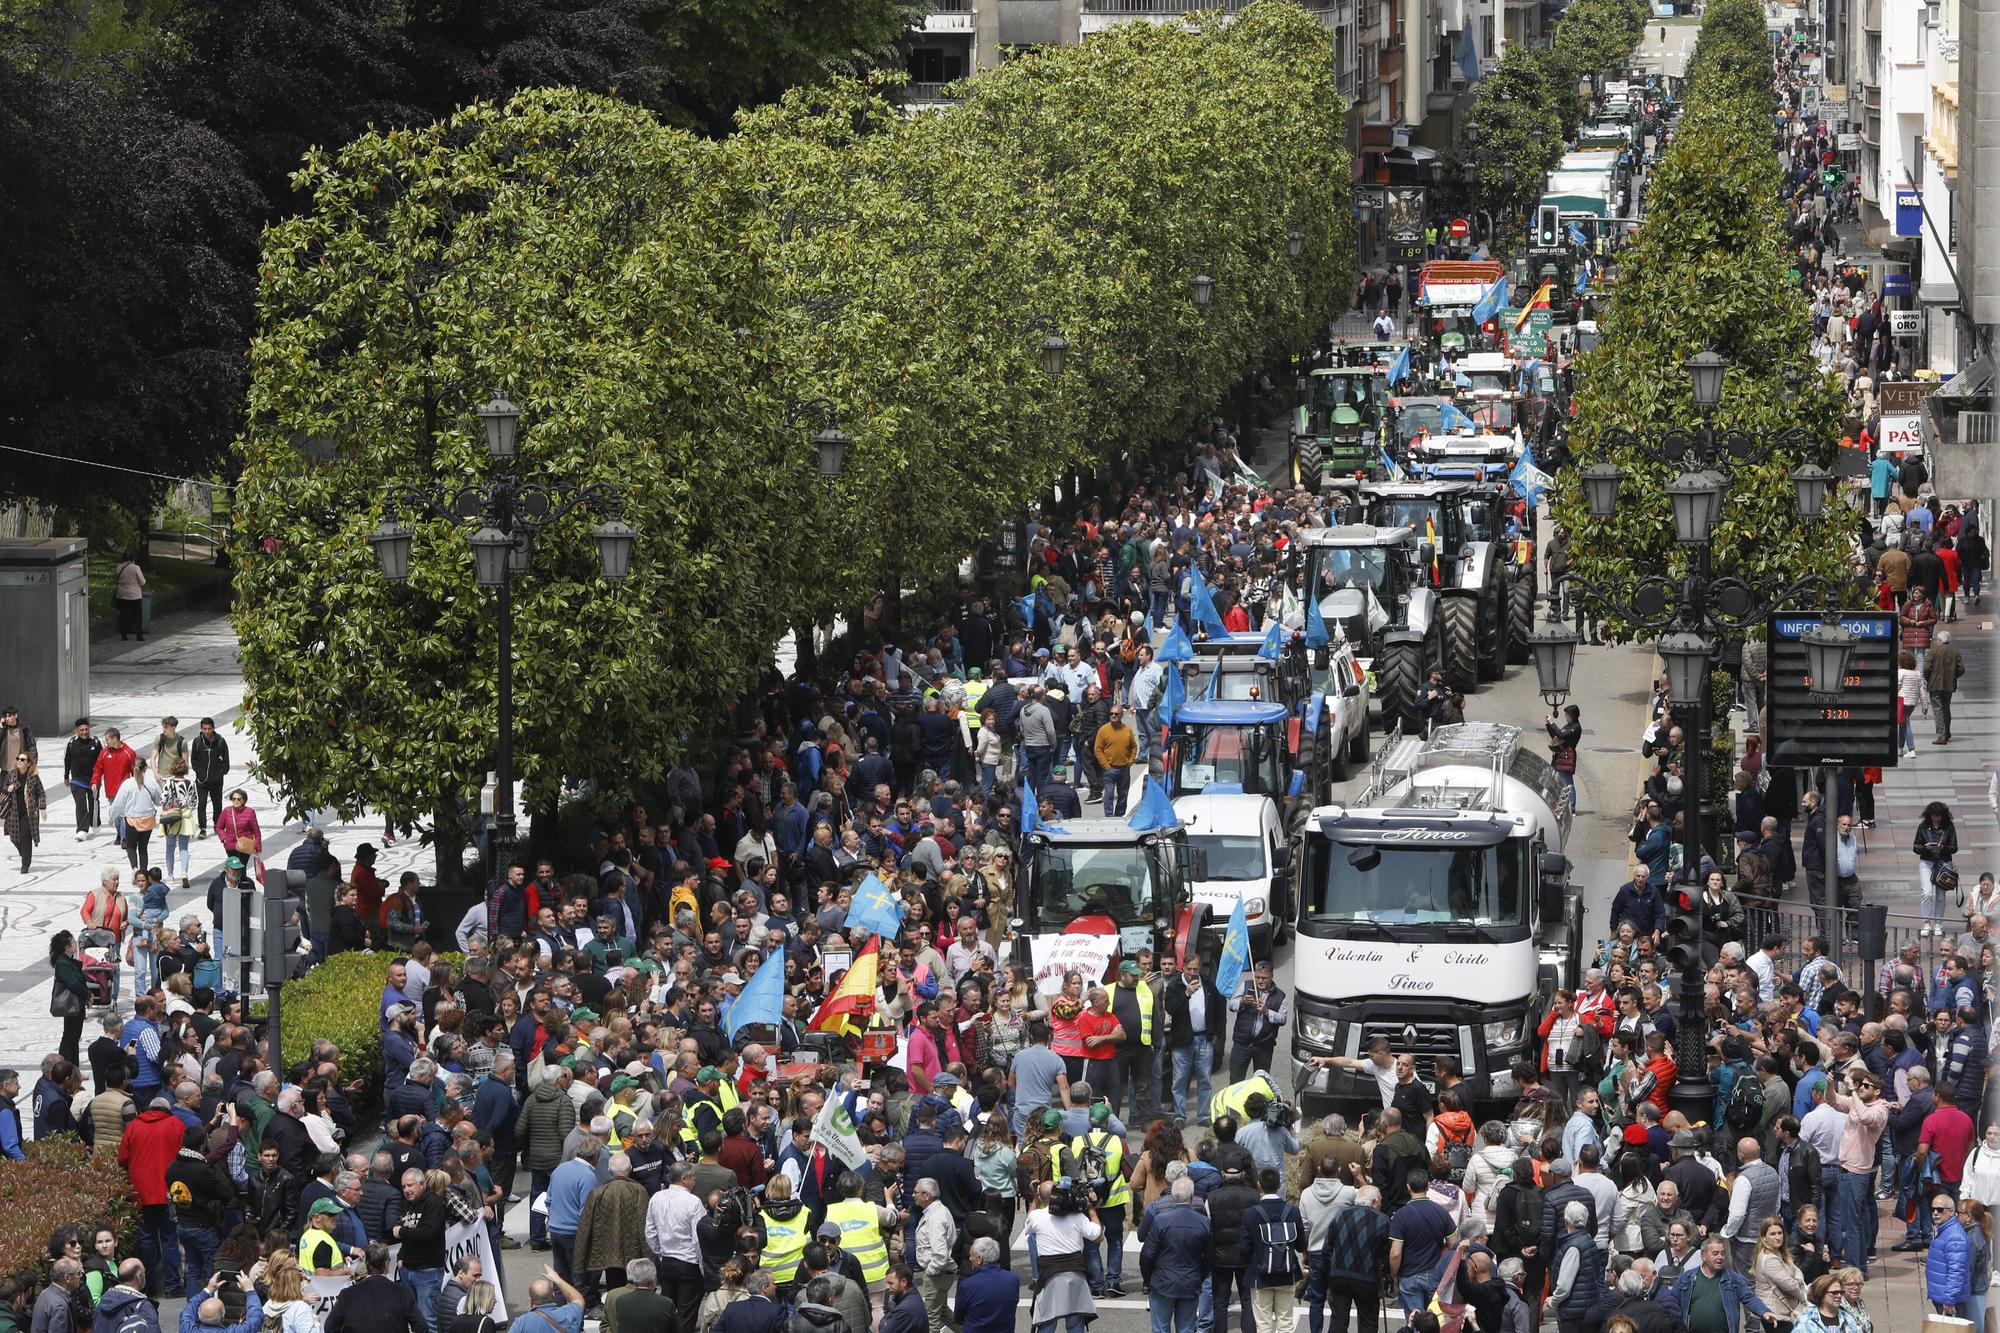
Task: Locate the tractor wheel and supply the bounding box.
[1507,575,1536,665]
[1440,596,1480,694]
[1377,640,1423,733]
[1478,576,1507,681]
[1298,437,1325,488]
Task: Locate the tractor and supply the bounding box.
[1295,524,1441,733]
[1362,481,1510,693]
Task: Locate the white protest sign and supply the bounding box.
[1030,932,1120,995]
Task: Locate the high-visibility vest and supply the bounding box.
[1134,980,1155,1047]
[963,680,989,728]
[297,1228,344,1273]
[760,1208,810,1283]
[607,1104,634,1149]
[1209,1073,1281,1126]
[1056,1130,1131,1208]
[824,1198,889,1284]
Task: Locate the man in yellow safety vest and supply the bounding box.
[1053,1102,1134,1297]
[1110,959,1156,1123]
[820,1171,900,1292]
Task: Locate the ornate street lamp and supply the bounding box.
[1528,622,1581,707]
[1684,349,1729,411]
[1191,273,1214,310]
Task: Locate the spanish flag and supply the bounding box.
[1424,513,1441,585]
[809,937,880,1037]
[1513,280,1553,332]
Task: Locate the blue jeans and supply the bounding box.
[979,762,998,801]
[1835,1169,1874,1274]
[1100,1203,1126,1288]
[163,831,192,879]
[404,1266,443,1333]
[1397,1258,1446,1315]
[1172,1039,1214,1122]
[1153,1294,1200,1333]
[1026,746,1054,792]
[1967,1292,1988,1333]
[1104,766,1131,817]
[138,1204,181,1297]
[179,1223,219,1292]
[1136,709,1157,764]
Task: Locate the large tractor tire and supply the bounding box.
[1297,437,1325,488]
[1478,574,1507,681]
[1507,575,1536,665]
[1377,639,1424,733]
[1440,596,1480,694]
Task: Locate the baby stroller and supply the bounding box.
[78,943,118,1008]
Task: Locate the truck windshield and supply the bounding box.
[1468,399,1515,429]
[1303,838,1529,927]
[1190,835,1266,883]
[1464,372,1511,395]
[1033,844,1156,927]
[1175,725,1282,795]
[1376,498,1444,537]
[1313,376,1381,414]
[1396,402,1443,437]
[1304,546,1393,633]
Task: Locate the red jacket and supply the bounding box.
[91,744,137,799]
[119,1108,185,1205]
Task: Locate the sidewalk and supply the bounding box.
[0,608,438,1072]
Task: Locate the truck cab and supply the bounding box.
[1289,723,1582,1112]
[1015,820,1196,987]
[1174,791,1294,955]
[1166,699,1300,804]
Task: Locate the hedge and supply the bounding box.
[0,1141,136,1278]
[278,951,463,1113]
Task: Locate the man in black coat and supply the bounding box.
[1537,1159,1597,1261]
[323,1243,425,1333]
[264,1090,318,1224]
[1164,954,1227,1124]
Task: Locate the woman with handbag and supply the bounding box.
[2,750,45,874]
[158,758,197,890]
[107,757,163,873]
[49,931,92,1065]
[213,788,262,856]
[1914,800,1959,937]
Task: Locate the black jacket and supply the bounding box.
[1207,1178,1260,1269]
[245,1166,295,1233]
[166,1149,235,1231]
[325,1275,425,1333]
[1166,974,1227,1048]
[190,734,230,785]
[63,735,100,787]
[1539,1181,1597,1258]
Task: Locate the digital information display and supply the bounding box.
[1764,611,1900,768]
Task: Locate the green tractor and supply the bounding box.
[1292,368,1388,487]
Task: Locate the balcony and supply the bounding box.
[1083,0,1252,12]
[916,0,974,34]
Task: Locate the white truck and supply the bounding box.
[1289,722,1582,1111]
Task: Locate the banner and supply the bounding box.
[309,1222,508,1320]
[1030,932,1120,995]
[812,1093,870,1170]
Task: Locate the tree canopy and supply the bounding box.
[1553,0,1850,628]
[231,2,1355,839]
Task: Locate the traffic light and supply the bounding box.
[260,868,307,985]
[1661,882,1718,975]
[1537,205,1561,248]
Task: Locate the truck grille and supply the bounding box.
[1359,1021,1461,1075]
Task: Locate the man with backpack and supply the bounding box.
[1243,1167,1306,1333]
[1054,1103,1134,1297]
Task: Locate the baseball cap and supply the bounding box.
[307,1198,343,1217]
[707,857,732,870]
[1089,1103,1111,1127]
[1040,1107,1065,1131]
[224,855,247,870]
[697,1065,722,1083]
[1118,961,1140,977]
[571,1007,598,1022]
[609,1076,637,1095]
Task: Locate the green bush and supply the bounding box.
[279,951,463,1112]
[0,1140,137,1278]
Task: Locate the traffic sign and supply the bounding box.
[1765,612,1901,768]
[1449,217,1470,240]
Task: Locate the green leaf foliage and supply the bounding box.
[1552,0,1852,634]
[234,3,1354,827]
[279,951,462,1112]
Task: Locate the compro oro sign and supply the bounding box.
[1889,309,1920,338]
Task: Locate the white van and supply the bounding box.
[1172,791,1292,956]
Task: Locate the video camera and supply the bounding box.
[1048,1176,1094,1217]
[1264,1098,1298,1132]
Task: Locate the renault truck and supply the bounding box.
[1289,722,1582,1112]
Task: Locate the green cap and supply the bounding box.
[571,1007,598,1022]
[610,1076,637,1095]
[224,855,247,870]
[1040,1107,1065,1131]
[307,1198,343,1217]
[1118,961,1140,977]
[1089,1103,1112,1127]
[697,1066,722,1084]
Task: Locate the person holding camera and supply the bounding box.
[1547,705,1582,815]
[1023,1178,1101,1333]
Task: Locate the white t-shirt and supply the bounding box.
[1023,1208,1103,1257]
[1364,1058,1399,1107]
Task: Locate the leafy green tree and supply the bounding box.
[1553,0,1852,630]
[1465,45,1567,217]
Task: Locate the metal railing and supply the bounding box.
[1732,889,1970,1000]
[1083,0,1254,12]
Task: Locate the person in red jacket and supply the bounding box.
[91,730,138,848]
[119,1098,186,1297]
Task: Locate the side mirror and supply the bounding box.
[1342,682,1362,698]
[1419,541,1437,570]
[1272,844,1294,872]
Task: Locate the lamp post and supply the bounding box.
[370,393,636,885]
[1547,350,1850,1122]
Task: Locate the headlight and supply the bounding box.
[1483,1017,1523,1047]
[1299,1015,1340,1046]
[1246,897,1267,919]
